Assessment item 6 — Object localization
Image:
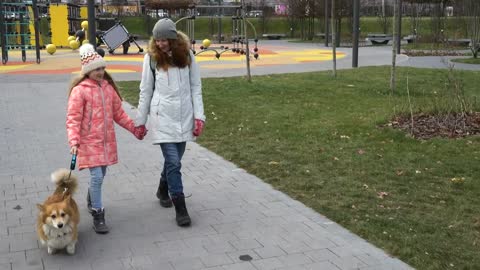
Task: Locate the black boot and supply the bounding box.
[87,190,93,213]
[156,177,172,208]
[91,208,109,234]
[172,195,191,227]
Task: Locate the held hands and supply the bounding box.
[193,119,205,137]
[134,125,148,140]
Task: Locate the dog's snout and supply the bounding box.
[57,223,63,228]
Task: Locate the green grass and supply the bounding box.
[118,67,480,270]
[120,15,470,42]
[451,57,480,64]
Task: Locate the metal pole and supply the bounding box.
[1,0,8,64]
[396,0,402,54]
[217,0,222,44]
[241,0,251,82]
[352,0,359,67]
[31,0,41,63]
[324,0,329,47]
[87,0,96,48]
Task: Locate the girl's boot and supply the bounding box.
[91,208,109,234]
[156,177,173,208]
[171,195,191,227]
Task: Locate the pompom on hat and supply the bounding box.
[152,18,177,40]
[79,43,106,75]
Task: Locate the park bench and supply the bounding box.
[447,38,470,47]
[315,33,332,39]
[212,34,225,41]
[403,34,417,44]
[262,33,286,40]
[366,33,392,45]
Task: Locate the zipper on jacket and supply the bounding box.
[88,104,92,132]
[98,82,109,162]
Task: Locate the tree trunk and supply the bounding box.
[390,0,399,94]
[331,0,336,78]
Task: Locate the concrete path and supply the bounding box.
[0,73,414,269]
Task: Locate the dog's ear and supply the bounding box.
[36,204,45,212]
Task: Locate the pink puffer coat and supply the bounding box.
[66,78,135,170]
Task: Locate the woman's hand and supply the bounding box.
[193,119,205,137]
[70,145,78,155]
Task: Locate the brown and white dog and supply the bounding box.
[36,169,79,255]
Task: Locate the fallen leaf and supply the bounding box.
[363,184,369,189]
[333,157,339,161]
[377,191,389,199]
[268,161,279,165]
[396,170,404,176]
[340,135,350,139]
[357,149,365,155]
[450,177,465,184]
[415,170,422,174]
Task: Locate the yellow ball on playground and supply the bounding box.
[46,44,56,55]
[67,36,75,42]
[70,40,80,50]
[82,40,90,45]
[202,39,211,48]
[81,21,88,30]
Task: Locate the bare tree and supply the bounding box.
[390,0,399,93]
[331,0,336,77]
[463,0,480,58]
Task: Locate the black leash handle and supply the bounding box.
[70,154,77,171]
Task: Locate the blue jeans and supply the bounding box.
[89,166,107,210]
[160,142,186,197]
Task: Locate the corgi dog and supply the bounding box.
[36,169,79,255]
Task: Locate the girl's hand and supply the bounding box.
[70,146,78,155]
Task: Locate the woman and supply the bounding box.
[136,18,205,227]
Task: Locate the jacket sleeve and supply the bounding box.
[136,53,155,126]
[189,51,206,122]
[66,86,84,147]
[112,87,135,134]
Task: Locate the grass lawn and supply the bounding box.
[118,67,480,270]
[451,57,480,65]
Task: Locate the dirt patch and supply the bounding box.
[385,112,480,139]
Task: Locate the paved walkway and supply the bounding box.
[0,60,416,269]
[6,40,479,270]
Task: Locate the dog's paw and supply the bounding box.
[66,243,75,255]
[47,246,55,255]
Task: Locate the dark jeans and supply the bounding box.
[160,142,186,197]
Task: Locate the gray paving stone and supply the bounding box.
[0,72,414,270]
[251,257,285,270]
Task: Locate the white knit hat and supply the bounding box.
[79,43,106,75]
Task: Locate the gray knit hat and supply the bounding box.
[152,18,177,40]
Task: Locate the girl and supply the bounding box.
[136,18,206,227]
[66,44,146,234]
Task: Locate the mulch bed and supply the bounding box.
[385,112,480,139]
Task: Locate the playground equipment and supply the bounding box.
[0,0,42,64]
[49,3,88,47]
[174,4,259,60]
[97,22,144,54]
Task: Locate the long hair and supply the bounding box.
[68,71,122,100]
[148,31,191,71]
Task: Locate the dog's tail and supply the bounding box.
[51,168,78,195]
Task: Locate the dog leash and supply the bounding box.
[67,154,76,180]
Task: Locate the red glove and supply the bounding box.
[193,119,205,137]
[134,125,147,140]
